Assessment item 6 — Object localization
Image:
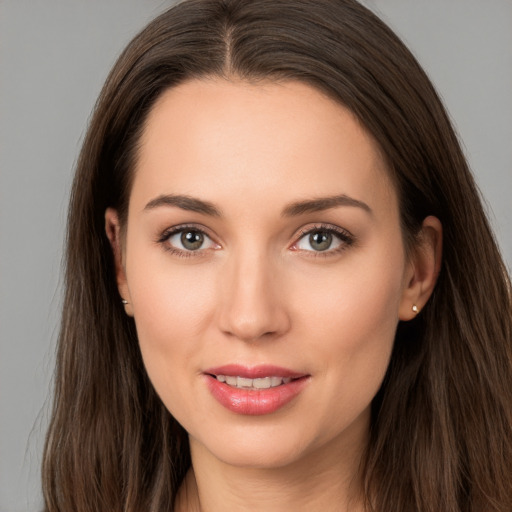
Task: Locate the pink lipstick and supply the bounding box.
[204,364,310,415]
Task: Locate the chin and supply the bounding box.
[188,411,366,472]
[200,436,311,470]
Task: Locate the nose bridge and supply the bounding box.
[217,243,289,341]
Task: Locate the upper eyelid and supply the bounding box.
[157,225,220,256]
[156,222,354,249]
[290,223,355,252]
[158,223,216,241]
[293,223,354,240]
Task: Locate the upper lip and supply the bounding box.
[203,364,308,379]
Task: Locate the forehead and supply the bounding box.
[131,78,396,217]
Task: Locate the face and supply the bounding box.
[108,79,421,470]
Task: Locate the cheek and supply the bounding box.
[294,252,404,343]
[134,268,214,338]
[125,247,218,381]
[290,243,405,388]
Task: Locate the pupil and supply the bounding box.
[309,231,332,251]
[181,231,204,250]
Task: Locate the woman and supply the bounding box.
[42,0,512,511]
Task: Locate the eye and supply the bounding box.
[292,225,354,253]
[159,226,219,254]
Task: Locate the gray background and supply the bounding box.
[1,1,510,510]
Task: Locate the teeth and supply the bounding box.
[237,377,253,388]
[271,376,282,387]
[225,376,237,386]
[253,377,271,389]
[215,375,293,389]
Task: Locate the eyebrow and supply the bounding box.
[143,193,371,218]
[144,194,222,216]
[282,194,372,217]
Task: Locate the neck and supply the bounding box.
[175,424,368,512]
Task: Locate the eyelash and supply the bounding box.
[157,224,218,258]
[291,224,355,257]
[156,223,355,258]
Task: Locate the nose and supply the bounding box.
[216,249,291,342]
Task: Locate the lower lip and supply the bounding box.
[205,375,309,415]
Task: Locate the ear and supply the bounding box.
[105,208,133,316]
[399,216,442,321]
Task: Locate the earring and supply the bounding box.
[412,304,419,314]
[121,299,129,305]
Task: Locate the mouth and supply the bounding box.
[210,374,295,389]
[204,365,310,415]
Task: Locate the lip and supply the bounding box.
[204,364,306,379]
[204,364,310,415]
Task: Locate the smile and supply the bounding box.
[204,365,310,415]
[214,375,292,389]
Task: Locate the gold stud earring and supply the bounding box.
[412,304,419,314]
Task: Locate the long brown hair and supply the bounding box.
[43,1,512,510]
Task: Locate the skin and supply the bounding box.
[106,78,442,511]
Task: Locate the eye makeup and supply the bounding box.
[156,223,220,258]
[290,223,356,258]
[155,221,356,260]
